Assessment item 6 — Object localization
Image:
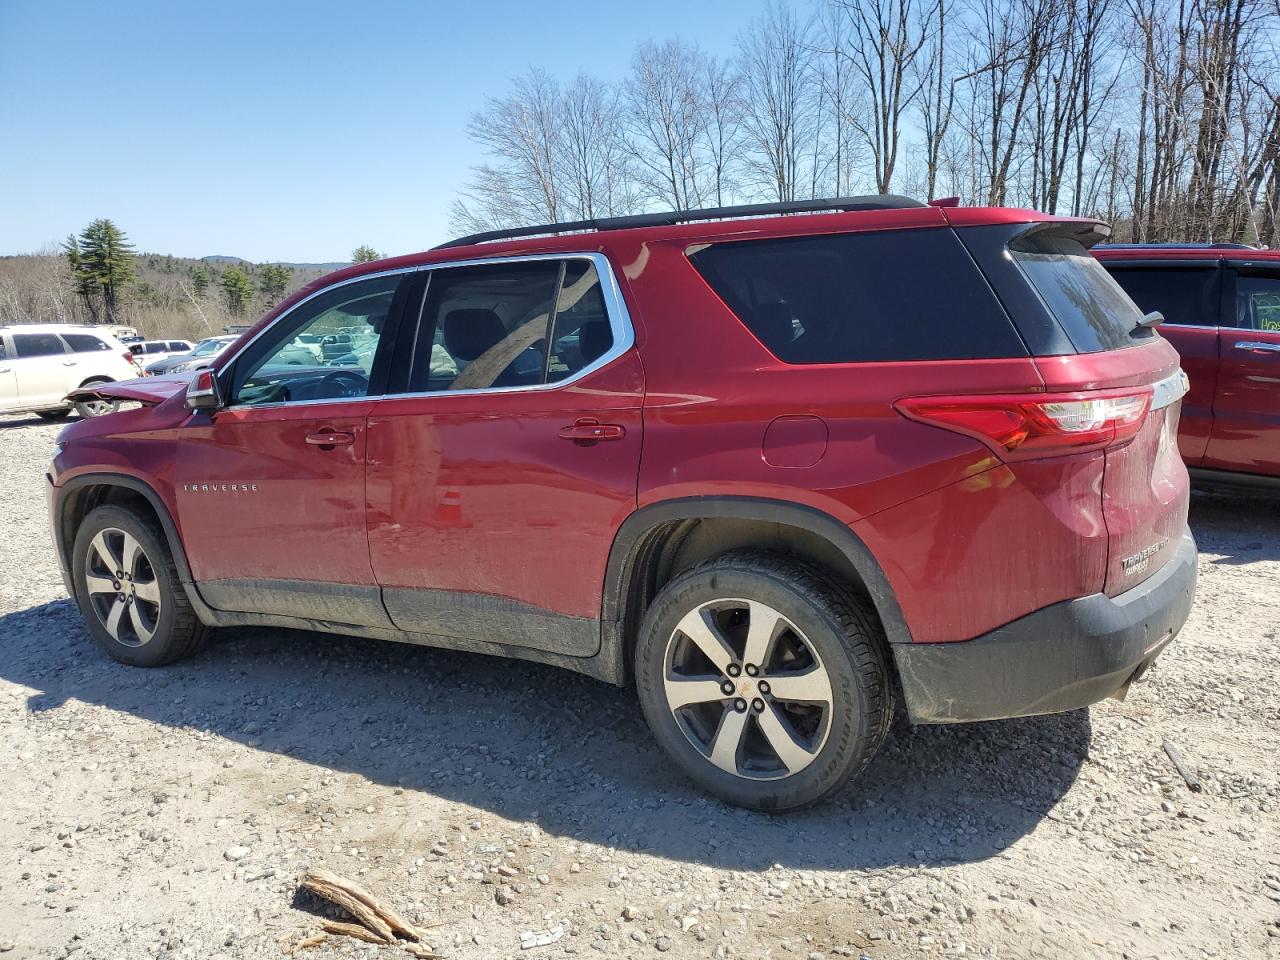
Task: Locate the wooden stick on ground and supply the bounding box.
[322,919,390,944]
[1163,738,1203,792]
[299,866,422,943]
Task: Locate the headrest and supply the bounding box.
[444,308,505,361]
[578,319,612,365]
[751,302,795,350]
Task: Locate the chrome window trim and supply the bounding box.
[220,252,635,411]
[1157,323,1220,332]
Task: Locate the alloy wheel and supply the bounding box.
[83,527,162,647]
[662,598,834,781]
[79,399,116,417]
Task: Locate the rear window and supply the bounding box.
[688,228,1024,362]
[1105,266,1220,328]
[1011,235,1148,352]
[63,333,111,353]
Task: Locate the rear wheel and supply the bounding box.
[74,396,119,418]
[71,505,207,666]
[635,551,893,811]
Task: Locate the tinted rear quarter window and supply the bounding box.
[1010,234,1148,352]
[1105,266,1220,327]
[688,228,1025,362]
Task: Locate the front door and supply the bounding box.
[1204,268,1280,475]
[174,272,406,626]
[366,255,643,655]
[0,339,17,410]
[10,330,72,407]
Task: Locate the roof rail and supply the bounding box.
[1098,241,1259,250]
[433,195,927,250]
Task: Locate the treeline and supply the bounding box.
[452,0,1280,246]
[0,221,385,337]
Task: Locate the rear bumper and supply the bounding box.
[892,528,1197,724]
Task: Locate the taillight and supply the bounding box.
[123,350,134,364]
[895,388,1153,460]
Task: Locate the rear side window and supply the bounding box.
[547,261,612,383]
[13,332,67,357]
[62,333,111,353]
[1011,235,1147,352]
[688,228,1024,362]
[1105,266,1220,328]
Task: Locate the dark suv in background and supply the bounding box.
[1096,244,1280,486]
[50,196,1196,810]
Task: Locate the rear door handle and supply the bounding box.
[62,361,78,366]
[305,430,355,447]
[559,418,626,443]
[1234,340,1280,354]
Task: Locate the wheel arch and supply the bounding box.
[600,497,911,684]
[55,473,195,588]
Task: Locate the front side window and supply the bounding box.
[13,332,68,358]
[1106,266,1220,328]
[62,333,111,353]
[1236,273,1280,331]
[409,261,562,393]
[230,274,400,406]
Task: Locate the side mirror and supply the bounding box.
[185,369,222,411]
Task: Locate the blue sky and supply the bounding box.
[0,0,766,262]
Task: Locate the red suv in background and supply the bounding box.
[48,197,1196,810]
[1096,244,1280,486]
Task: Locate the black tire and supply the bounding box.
[634,550,893,811]
[71,504,208,667]
[36,409,71,421]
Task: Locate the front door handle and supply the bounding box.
[1235,340,1280,354]
[559,418,626,444]
[62,360,78,367]
[305,430,355,447]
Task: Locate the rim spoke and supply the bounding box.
[742,600,784,669]
[90,531,121,574]
[120,534,143,579]
[665,675,728,710]
[128,601,156,644]
[765,665,833,706]
[675,608,737,675]
[84,573,118,596]
[707,706,749,774]
[133,578,161,605]
[757,703,817,774]
[103,598,126,641]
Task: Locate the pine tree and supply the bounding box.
[259,264,292,306]
[66,219,135,323]
[192,267,210,296]
[351,244,382,263]
[221,268,256,317]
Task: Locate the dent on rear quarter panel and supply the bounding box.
[853,453,1109,644]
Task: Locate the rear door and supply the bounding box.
[365,254,643,655]
[1203,266,1280,475]
[1103,262,1223,464]
[0,338,17,410]
[11,331,72,406]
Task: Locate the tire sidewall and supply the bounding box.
[71,505,185,667]
[635,563,869,811]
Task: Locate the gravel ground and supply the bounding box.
[1,413,1278,960]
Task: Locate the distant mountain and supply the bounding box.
[201,255,352,271]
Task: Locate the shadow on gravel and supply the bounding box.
[1190,490,1280,565]
[1,598,1090,872]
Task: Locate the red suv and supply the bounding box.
[48,197,1197,810]
[1095,244,1280,486]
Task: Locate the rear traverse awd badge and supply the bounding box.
[1121,538,1168,577]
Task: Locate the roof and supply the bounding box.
[1095,243,1280,262]
[0,323,116,334]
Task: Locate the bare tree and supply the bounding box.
[626,40,709,209]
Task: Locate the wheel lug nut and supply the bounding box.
[720,680,734,696]
[726,664,741,678]
[752,698,765,712]
[758,680,770,695]
[734,698,748,713]
[745,663,759,677]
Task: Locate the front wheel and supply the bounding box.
[71,505,207,666]
[635,551,893,811]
